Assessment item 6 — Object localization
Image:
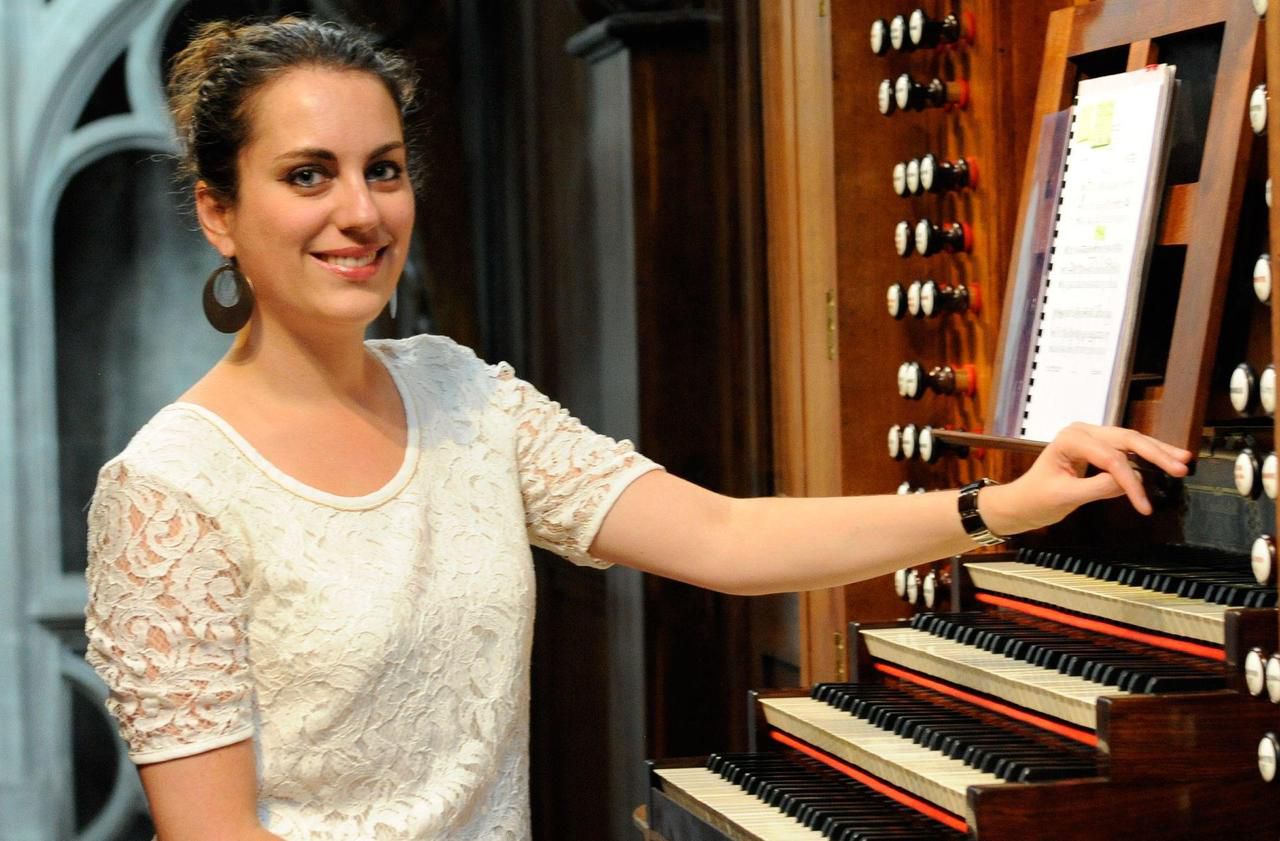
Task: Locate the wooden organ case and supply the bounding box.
[642,0,1280,839]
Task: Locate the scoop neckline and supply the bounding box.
[168,343,420,510]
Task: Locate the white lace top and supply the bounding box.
[84,333,661,840]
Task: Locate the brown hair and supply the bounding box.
[167,16,419,201]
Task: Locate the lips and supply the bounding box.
[311,246,387,280]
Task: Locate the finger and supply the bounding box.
[1121,431,1191,475]
[1072,434,1152,514]
[1092,427,1191,475]
[1070,472,1128,507]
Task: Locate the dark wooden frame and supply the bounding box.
[983,0,1262,452]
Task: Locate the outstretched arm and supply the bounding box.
[589,423,1191,595]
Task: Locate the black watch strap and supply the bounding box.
[958,478,1006,546]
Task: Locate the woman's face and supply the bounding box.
[199,66,415,331]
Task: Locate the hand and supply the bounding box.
[980,422,1192,537]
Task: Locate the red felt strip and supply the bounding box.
[873,661,1098,747]
[974,591,1225,662]
[769,729,970,834]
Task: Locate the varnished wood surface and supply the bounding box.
[1099,691,1280,782]
[968,775,1280,840]
[760,0,847,685]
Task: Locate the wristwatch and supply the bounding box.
[958,478,1007,546]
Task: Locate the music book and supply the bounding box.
[1012,64,1177,442]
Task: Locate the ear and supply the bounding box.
[194,181,237,258]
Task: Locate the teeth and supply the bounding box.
[322,251,377,268]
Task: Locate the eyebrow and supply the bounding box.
[274,141,405,163]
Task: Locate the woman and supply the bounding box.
[83,16,1190,841]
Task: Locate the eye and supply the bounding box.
[367,161,403,183]
[286,166,330,188]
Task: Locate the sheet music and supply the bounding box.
[1020,65,1176,442]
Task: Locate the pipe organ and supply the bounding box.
[643,0,1280,837]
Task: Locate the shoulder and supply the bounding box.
[368,333,516,401]
[95,405,236,516]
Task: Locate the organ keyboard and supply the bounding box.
[648,532,1278,838]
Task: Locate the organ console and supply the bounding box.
[646,0,1280,838]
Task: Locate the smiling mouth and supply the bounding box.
[316,248,383,268]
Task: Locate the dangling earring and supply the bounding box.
[387,288,398,321]
[202,258,255,333]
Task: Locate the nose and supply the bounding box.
[333,174,381,233]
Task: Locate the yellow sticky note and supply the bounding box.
[1091,100,1114,147]
[1075,104,1093,144]
[1095,225,1107,241]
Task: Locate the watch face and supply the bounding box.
[870,18,888,54]
[914,219,931,255]
[895,74,912,110]
[1255,254,1272,305]
[1250,85,1268,136]
[920,280,937,316]
[905,158,921,194]
[895,220,912,256]
[889,15,907,51]
[878,79,895,115]
[892,161,908,196]
[919,154,936,191]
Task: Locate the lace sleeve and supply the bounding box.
[84,462,254,764]
[494,364,662,568]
